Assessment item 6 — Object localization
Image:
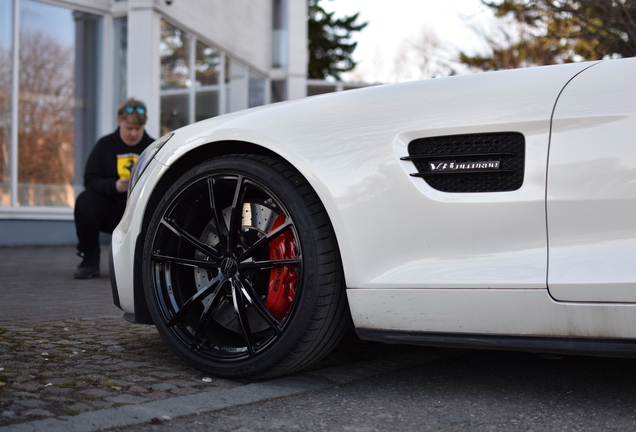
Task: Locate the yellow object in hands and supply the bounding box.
[117,153,139,179]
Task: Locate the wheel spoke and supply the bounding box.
[238,277,282,332]
[152,252,219,269]
[239,257,301,271]
[237,219,293,261]
[167,273,224,328]
[207,178,229,253]
[231,280,256,355]
[161,218,221,261]
[228,176,246,254]
[189,282,227,351]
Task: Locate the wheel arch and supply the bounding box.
[131,140,348,324]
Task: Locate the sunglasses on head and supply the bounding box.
[124,105,146,114]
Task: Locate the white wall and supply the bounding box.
[154,0,271,74]
[47,0,110,13]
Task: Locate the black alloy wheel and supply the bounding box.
[143,155,350,378]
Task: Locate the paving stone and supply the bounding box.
[150,383,178,391]
[48,377,76,386]
[145,391,171,401]
[162,379,197,387]
[117,361,148,368]
[81,388,114,398]
[42,386,73,395]
[66,402,93,413]
[104,394,150,404]
[170,387,201,396]
[13,382,41,391]
[148,371,179,378]
[128,385,149,393]
[13,399,46,408]
[87,400,115,410]
[44,396,70,402]
[10,392,36,398]
[21,408,54,417]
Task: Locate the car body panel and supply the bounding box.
[348,288,636,338]
[547,58,636,303]
[149,61,597,291]
[111,158,169,313]
[111,59,636,347]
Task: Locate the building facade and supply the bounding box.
[0,0,307,245]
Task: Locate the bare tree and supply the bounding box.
[391,28,456,81]
[18,31,75,206]
[461,0,636,70]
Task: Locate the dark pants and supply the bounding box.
[74,190,126,255]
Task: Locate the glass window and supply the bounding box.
[18,0,76,207]
[1,0,100,209]
[249,71,266,108]
[195,91,219,122]
[0,0,13,206]
[160,20,191,90]
[225,55,231,84]
[113,17,127,110]
[161,94,189,137]
[195,41,219,87]
[227,59,247,112]
[271,80,287,103]
[160,20,223,133]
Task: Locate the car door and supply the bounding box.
[547,58,636,302]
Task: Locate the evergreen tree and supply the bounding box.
[308,0,368,80]
[460,0,636,71]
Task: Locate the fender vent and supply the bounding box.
[402,132,525,193]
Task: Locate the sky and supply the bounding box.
[20,0,75,47]
[320,0,498,83]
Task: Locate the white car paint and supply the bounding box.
[348,289,636,338]
[112,58,636,342]
[111,158,169,313]
[150,61,596,291]
[547,58,636,303]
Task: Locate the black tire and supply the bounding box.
[142,155,350,378]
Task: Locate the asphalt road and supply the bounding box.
[116,349,636,431]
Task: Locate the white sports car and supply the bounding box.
[111,58,636,378]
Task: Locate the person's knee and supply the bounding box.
[74,191,92,220]
[74,190,106,222]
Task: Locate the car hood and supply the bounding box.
[155,61,600,170]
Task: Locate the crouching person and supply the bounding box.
[74,98,155,279]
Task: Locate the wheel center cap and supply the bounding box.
[220,257,239,278]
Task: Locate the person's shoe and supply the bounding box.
[74,250,100,279]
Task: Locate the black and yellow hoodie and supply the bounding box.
[83,127,155,205]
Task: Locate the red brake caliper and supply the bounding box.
[267,214,298,321]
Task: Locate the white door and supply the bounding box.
[547,58,636,302]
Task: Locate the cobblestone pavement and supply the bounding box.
[0,246,445,430]
[0,246,244,428]
[0,317,242,427]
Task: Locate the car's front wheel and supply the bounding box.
[142,155,350,378]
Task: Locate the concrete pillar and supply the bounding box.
[286,0,307,100]
[127,0,160,138]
